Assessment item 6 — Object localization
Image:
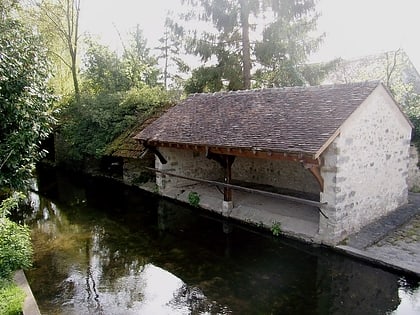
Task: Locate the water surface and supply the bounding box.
[22,167,420,314]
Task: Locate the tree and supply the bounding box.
[82,29,161,93]
[82,39,131,93]
[59,32,169,163]
[254,1,324,87]
[0,9,56,193]
[184,66,224,93]
[156,14,190,90]
[180,0,323,91]
[31,0,81,101]
[123,25,160,88]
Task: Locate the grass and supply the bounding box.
[270,221,282,236]
[410,185,420,193]
[188,191,200,207]
[0,280,26,315]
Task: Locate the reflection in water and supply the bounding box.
[22,167,419,315]
[391,280,420,315]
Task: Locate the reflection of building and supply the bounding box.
[135,81,412,245]
[316,253,400,315]
[157,200,402,314]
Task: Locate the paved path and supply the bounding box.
[337,193,420,277]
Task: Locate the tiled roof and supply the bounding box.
[135,81,381,157]
[106,106,172,158]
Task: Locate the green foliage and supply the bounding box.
[300,59,342,86]
[184,66,224,93]
[23,0,78,96]
[123,25,160,88]
[59,86,170,161]
[0,218,33,280]
[188,191,200,207]
[271,221,282,236]
[83,31,161,94]
[0,14,56,191]
[253,1,324,87]
[83,39,132,93]
[406,100,420,144]
[157,15,190,90]
[0,280,26,315]
[59,32,171,163]
[0,192,25,218]
[180,0,323,91]
[132,172,154,185]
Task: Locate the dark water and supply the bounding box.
[21,167,420,315]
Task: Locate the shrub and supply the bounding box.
[0,280,26,315]
[188,191,200,207]
[0,218,33,280]
[0,196,31,315]
[58,86,171,162]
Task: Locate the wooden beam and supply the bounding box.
[306,166,324,192]
[144,140,319,165]
[223,155,235,202]
[145,167,329,209]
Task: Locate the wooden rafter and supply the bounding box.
[144,140,319,166]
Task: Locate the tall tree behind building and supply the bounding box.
[180,0,324,92]
[156,14,190,90]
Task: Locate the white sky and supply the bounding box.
[79,0,420,70]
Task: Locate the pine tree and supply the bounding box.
[180,0,324,91]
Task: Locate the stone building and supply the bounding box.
[135,81,412,244]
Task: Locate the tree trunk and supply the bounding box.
[240,0,251,90]
[70,51,80,102]
[164,30,169,90]
[66,0,80,103]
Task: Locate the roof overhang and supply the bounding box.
[141,139,320,167]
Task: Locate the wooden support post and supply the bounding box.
[223,155,235,202]
[307,166,324,192]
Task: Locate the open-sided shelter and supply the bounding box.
[135,81,412,244]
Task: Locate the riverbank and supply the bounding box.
[13,270,41,315]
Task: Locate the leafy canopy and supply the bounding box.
[59,32,171,162]
[0,10,56,192]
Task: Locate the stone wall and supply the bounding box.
[122,153,155,186]
[156,147,223,191]
[408,144,420,191]
[232,157,320,195]
[155,147,320,196]
[319,86,412,244]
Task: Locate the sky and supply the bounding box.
[79,0,420,70]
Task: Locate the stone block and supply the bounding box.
[222,201,234,213]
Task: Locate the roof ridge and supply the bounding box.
[187,81,381,98]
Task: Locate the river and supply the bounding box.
[19,166,420,314]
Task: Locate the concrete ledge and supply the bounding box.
[336,245,420,278]
[14,270,41,315]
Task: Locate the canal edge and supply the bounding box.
[13,270,41,315]
[335,245,420,278]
